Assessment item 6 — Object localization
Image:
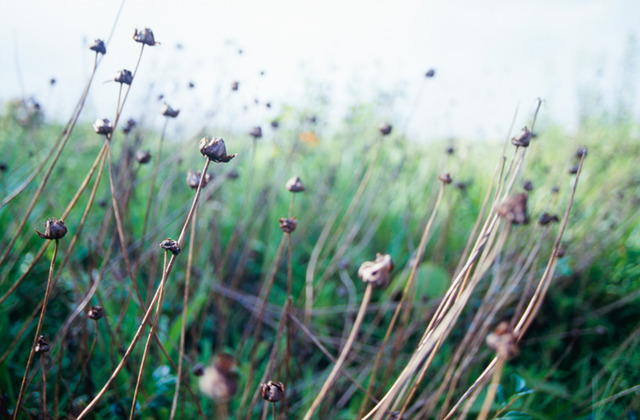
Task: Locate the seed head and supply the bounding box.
[35,336,50,354]
[122,118,136,134]
[285,176,304,193]
[568,164,580,175]
[93,118,113,136]
[446,146,455,155]
[161,103,180,118]
[511,126,531,148]
[36,218,67,240]
[379,123,392,136]
[358,253,394,289]
[279,217,297,233]
[88,305,104,320]
[186,170,211,189]
[89,39,106,55]
[193,362,205,377]
[133,28,158,46]
[227,169,239,180]
[486,321,518,359]
[523,180,534,191]
[556,246,566,258]
[438,173,452,185]
[575,147,588,159]
[425,69,435,78]
[114,69,133,85]
[231,81,239,91]
[538,212,559,226]
[199,137,237,163]
[135,150,151,164]
[271,120,279,129]
[159,238,181,255]
[261,381,285,403]
[249,126,262,139]
[497,193,529,225]
[198,353,238,401]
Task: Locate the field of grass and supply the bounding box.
[1,30,640,420]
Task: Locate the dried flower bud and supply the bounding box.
[556,246,566,258]
[188,81,195,89]
[133,28,158,46]
[93,118,113,136]
[135,150,151,164]
[358,253,394,289]
[425,69,436,78]
[50,78,56,86]
[511,126,531,148]
[285,176,304,192]
[522,180,534,191]
[36,218,67,240]
[497,193,529,225]
[231,81,239,91]
[187,170,211,189]
[249,126,262,139]
[568,164,580,175]
[575,147,588,159]
[198,353,238,401]
[446,146,455,155]
[486,321,518,359]
[114,69,133,85]
[193,363,205,377]
[88,305,104,320]
[538,212,559,226]
[35,336,50,354]
[271,120,280,129]
[379,123,392,136]
[122,118,136,134]
[261,381,285,403]
[159,238,181,255]
[438,173,452,184]
[199,137,237,163]
[162,103,180,118]
[279,217,297,233]
[89,39,106,55]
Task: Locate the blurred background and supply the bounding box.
[1,0,639,141]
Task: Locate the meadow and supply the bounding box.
[1,28,639,420]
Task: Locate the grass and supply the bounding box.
[0,27,640,420]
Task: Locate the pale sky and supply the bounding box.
[1,0,639,140]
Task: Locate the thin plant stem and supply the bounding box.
[302,283,374,420]
[40,354,47,418]
[477,357,505,420]
[13,239,59,420]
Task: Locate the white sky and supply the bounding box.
[1,0,639,140]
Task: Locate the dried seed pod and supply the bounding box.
[122,118,136,134]
[133,28,158,46]
[575,147,588,159]
[36,218,67,240]
[89,39,106,55]
[425,69,436,78]
[249,126,262,139]
[358,253,394,289]
[497,193,529,225]
[88,305,104,320]
[193,363,205,377]
[159,238,181,255]
[198,353,238,401]
[93,118,113,136]
[523,180,534,191]
[568,164,580,175]
[186,170,211,189]
[114,69,133,85]
[188,81,195,89]
[35,336,50,354]
[556,246,566,258]
[538,212,559,226]
[438,173,452,184]
[511,126,531,148]
[486,321,518,359]
[279,217,297,233]
[161,103,180,118]
[135,150,151,164]
[552,186,560,194]
[231,81,239,91]
[199,137,237,163]
[261,381,285,403]
[446,146,455,155]
[270,120,279,129]
[379,123,392,136]
[285,176,304,192]
[50,78,56,86]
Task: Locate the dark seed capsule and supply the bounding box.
[193,362,205,377]
[568,164,580,175]
[261,381,285,403]
[523,180,534,191]
[538,212,559,226]
[114,69,133,85]
[89,39,106,55]
[270,120,279,129]
[279,217,297,233]
[446,146,455,155]
[231,81,239,91]
[133,28,158,46]
[186,170,211,189]
[438,173,452,185]
[36,218,67,240]
[285,176,304,192]
[93,118,113,136]
[161,103,180,118]
[358,253,394,289]
[122,118,137,134]
[88,305,104,320]
[379,122,392,136]
[135,150,151,164]
[575,147,588,159]
[159,238,181,255]
[425,69,435,78]
[249,126,262,139]
[497,193,529,225]
[199,137,237,163]
[35,336,50,354]
[511,126,531,148]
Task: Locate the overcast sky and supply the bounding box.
[1,0,639,140]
